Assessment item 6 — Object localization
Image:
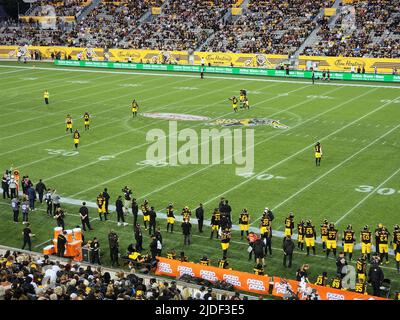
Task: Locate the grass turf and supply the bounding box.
[0,61,399,297]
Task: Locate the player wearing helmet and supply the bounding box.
[343,224,355,260]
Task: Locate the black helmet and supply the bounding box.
[363,225,369,231]
[289,212,294,218]
[329,223,334,229]
[347,224,352,230]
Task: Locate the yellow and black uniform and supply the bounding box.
[166,205,175,233]
[218,259,229,269]
[304,222,316,255]
[354,280,367,295]
[220,230,231,258]
[284,215,294,236]
[320,221,329,251]
[230,97,238,112]
[83,113,90,130]
[395,240,400,273]
[181,207,191,222]
[210,210,221,239]
[314,274,328,286]
[128,251,143,262]
[360,228,372,260]
[297,221,305,250]
[44,90,49,105]
[243,97,249,109]
[96,194,107,221]
[315,142,322,166]
[326,225,338,257]
[200,257,210,266]
[356,258,367,282]
[260,214,272,255]
[392,226,400,251]
[253,264,264,276]
[343,228,355,260]
[329,277,342,290]
[73,130,80,149]
[141,202,150,229]
[239,210,250,238]
[131,100,138,117]
[166,250,176,259]
[65,115,73,133]
[378,228,390,264]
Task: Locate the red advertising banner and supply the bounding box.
[155,257,388,300]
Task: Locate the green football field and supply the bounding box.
[0,61,399,297]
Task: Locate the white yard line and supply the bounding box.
[1,64,400,89]
[0,68,28,75]
[251,123,400,226]
[335,167,400,225]
[203,91,397,208]
[138,86,344,201]
[69,83,309,198]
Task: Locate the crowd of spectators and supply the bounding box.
[27,0,90,18]
[0,250,246,300]
[302,0,400,58]
[202,0,332,55]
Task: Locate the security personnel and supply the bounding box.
[284,212,294,237]
[304,220,316,256]
[90,237,101,264]
[22,223,34,251]
[220,228,231,259]
[239,208,250,239]
[314,272,328,286]
[297,219,305,251]
[43,90,49,105]
[326,223,338,258]
[320,219,329,252]
[342,224,355,261]
[377,227,390,264]
[134,224,143,252]
[356,256,367,282]
[131,198,139,227]
[200,255,210,266]
[108,230,120,267]
[166,203,175,233]
[253,263,264,276]
[360,225,372,261]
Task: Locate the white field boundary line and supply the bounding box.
[335,167,400,225]
[0,76,196,157]
[252,123,400,226]
[0,198,395,260]
[68,83,310,198]
[0,71,164,128]
[0,71,116,111]
[202,89,397,208]
[14,78,243,169]
[1,64,400,89]
[138,85,345,201]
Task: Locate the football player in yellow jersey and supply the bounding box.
[229,96,238,113]
[218,257,230,269]
[259,211,272,255]
[43,90,49,105]
[65,114,73,133]
[73,129,80,149]
[181,206,191,222]
[297,219,305,251]
[141,200,150,230]
[284,212,294,237]
[329,276,342,290]
[239,208,250,240]
[314,271,328,286]
[320,219,329,252]
[315,142,322,166]
[360,225,372,261]
[96,193,107,221]
[131,99,138,117]
[326,223,338,258]
[395,239,400,273]
[210,208,221,239]
[166,203,175,233]
[239,89,245,107]
[220,228,231,259]
[304,220,316,256]
[354,278,367,295]
[392,224,400,251]
[378,227,390,264]
[83,112,90,130]
[356,256,367,282]
[342,224,355,261]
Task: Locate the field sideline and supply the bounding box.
[1,61,400,296]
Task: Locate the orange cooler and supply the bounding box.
[54,227,62,239]
[73,228,82,241]
[66,230,73,242]
[43,245,55,255]
[66,241,81,257]
[52,239,58,253]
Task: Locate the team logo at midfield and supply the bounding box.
[208,118,289,129]
[142,112,211,121]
